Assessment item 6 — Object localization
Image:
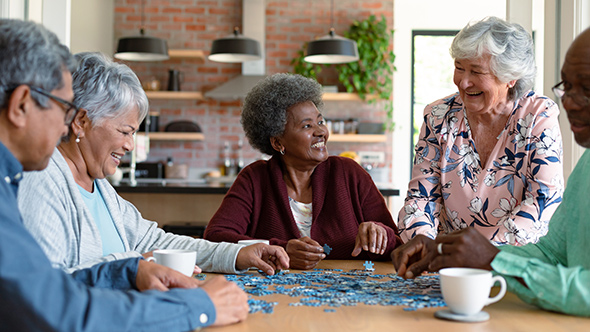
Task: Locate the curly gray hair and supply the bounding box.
[450,16,536,101]
[0,19,75,110]
[72,52,148,127]
[241,73,324,156]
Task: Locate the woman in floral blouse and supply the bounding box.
[398,17,564,246]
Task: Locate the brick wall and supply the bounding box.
[114,0,393,179]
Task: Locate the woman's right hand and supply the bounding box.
[286,237,326,270]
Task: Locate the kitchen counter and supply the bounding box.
[114,179,400,197]
[114,179,399,227]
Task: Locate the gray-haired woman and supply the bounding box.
[398,17,564,246]
[204,73,402,270]
[18,52,289,276]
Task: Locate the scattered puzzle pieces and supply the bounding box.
[363,261,375,271]
[224,268,445,314]
[322,244,332,255]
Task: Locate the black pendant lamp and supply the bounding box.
[304,0,359,64]
[114,0,169,62]
[208,27,262,63]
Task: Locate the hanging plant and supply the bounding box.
[292,15,396,130]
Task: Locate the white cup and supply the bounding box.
[146,249,197,277]
[238,239,270,246]
[439,267,507,316]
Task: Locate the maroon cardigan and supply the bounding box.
[204,156,402,260]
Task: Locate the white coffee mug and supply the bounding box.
[238,239,270,246]
[146,249,197,277]
[439,267,507,316]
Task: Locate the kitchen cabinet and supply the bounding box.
[329,134,386,143]
[145,91,204,100]
[147,132,204,141]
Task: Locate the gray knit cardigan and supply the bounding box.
[18,148,243,274]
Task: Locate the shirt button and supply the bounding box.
[14,173,22,180]
[4,176,10,184]
[199,313,208,324]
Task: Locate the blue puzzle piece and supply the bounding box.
[363,261,375,271]
[322,244,332,255]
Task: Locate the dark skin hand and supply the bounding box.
[235,243,290,275]
[352,222,388,256]
[392,228,500,279]
[391,234,438,279]
[286,236,326,270]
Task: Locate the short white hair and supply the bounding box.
[450,16,536,101]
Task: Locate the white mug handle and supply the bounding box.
[486,275,507,305]
[146,257,157,263]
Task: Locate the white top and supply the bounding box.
[289,197,313,238]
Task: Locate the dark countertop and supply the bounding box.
[114,180,400,197]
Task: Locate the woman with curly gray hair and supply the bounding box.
[205,73,402,269]
[398,17,564,247]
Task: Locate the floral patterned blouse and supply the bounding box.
[398,91,564,246]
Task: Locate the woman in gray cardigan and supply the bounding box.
[17,52,288,274]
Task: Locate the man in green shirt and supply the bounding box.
[392,27,590,317]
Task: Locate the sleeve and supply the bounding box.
[491,251,590,316]
[0,211,216,331]
[353,161,402,257]
[101,182,244,274]
[204,168,263,243]
[398,104,444,242]
[490,173,590,317]
[511,99,564,244]
[18,167,82,271]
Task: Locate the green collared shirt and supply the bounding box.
[491,149,590,316]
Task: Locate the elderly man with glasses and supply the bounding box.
[392,27,590,317]
[0,19,251,331]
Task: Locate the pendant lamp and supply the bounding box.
[114,0,169,62]
[208,27,262,63]
[304,0,359,64]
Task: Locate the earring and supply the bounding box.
[75,133,81,143]
[280,148,285,156]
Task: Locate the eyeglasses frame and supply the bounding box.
[552,81,590,107]
[27,85,80,126]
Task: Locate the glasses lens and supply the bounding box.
[552,83,565,99]
[64,106,78,125]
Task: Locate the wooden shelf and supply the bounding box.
[323,92,378,101]
[168,49,205,61]
[148,132,205,141]
[145,91,204,100]
[329,134,386,143]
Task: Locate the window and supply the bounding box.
[410,31,458,161]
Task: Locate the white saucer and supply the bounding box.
[434,309,490,322]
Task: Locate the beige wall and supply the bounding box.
[70,0,114,54]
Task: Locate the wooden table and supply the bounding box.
[200,260,589,332]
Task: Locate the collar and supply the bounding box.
[0,141,24,187]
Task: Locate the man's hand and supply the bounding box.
[352,222,388,256]
[135,259,201,291]
[286,237,325,270]
[235,243,290,275]
[391,235,437,279]
[430,227,499,271]
[200,276,249,327]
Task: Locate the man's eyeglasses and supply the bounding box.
[552,81,590,107]
[28,85,79,125]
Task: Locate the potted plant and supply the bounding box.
[292,15,396,130]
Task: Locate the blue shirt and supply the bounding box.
[78,182,125,256]
[0,142,216,331]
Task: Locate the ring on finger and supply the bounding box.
[437,243,444,255]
